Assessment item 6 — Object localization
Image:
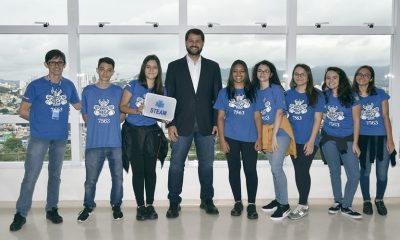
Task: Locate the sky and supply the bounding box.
[0,0,393,82]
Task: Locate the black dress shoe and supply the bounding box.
[200,200,219,215]
[10,213,26,231]
[166,202,181,218]
[230,201,243,216]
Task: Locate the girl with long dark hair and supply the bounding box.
[214,60,262,219]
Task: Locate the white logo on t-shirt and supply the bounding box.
[361,103,380,120]
[326,105,344,122]
[45,88,67,113]
[228,94,251,109]
[93,99,115,117]
[289,99,308,115]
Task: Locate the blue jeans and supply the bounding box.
[360,140,390,201]
[321,141,360,208]
[265,134,290,205]
[16,136,67,217]
[84,147,123,208]
[168,131,215,203]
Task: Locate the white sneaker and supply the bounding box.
[288,204,309,220]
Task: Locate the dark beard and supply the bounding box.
[186,46,202,56]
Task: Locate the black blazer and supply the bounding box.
[165,56,222,136]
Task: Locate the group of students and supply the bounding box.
[216,60,396,221]
[9,28,396,232]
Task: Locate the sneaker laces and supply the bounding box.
[292,205,304,214]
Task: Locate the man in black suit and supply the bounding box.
[165,28,222,218]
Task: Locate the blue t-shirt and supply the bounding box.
[359,88,390,136]
[125,80,157,126]
[23,77,80,140]
[322,90,360,137]
[213,88,263,142]
[81,84,123,149]
[257,84,288,136]
[286,89,325,145]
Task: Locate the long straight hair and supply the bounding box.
[322,66,354,108]
[290,63,320,107]
[226,60,256,103]
[138,55,163,95]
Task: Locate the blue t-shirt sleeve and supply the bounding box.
[68,81,80,104]
[23,82,36,103]
[352,93,361,107]
[81,87,88,114]
[124,80,135,94]
[315,93,325,112]
[213,89,226,111]
[378,88,390,101]
[274,87,286,110]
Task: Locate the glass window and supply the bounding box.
[0,35,68,115]
[79,0,179,25]
[79,35,179,88]
[297,35,391,89]
[0,0,67,25]
[0,123,72,162]
[202,34,287,85]
[188,0,286,25]
[298,0,392,26]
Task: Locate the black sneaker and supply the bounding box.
[166,202,181,219]
[77,207,93,223]
[270,204,290,221]
[363,201,373,215]
[112,204,123,220]
[136,206,147,221]
[375,200,387,216]
[9,213,26,231]
[261,199,279,212]
[341,207,362,219]
[46,208,63,224]
[247,204,258,220]
[146,205,158,220]
[328,202,341,214]
[230,201,243,216]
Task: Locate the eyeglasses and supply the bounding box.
[48,61,65,67]
[356,73,371,79]
[294,73,307,78]
[257,70,271,74]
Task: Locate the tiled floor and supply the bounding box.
[1,199,399,240]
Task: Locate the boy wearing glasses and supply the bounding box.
[10,49,81,231]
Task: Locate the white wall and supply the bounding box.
[1,160,399,204]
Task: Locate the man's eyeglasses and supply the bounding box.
[47,61,65,67]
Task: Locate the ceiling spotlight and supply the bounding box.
[207,22,220,28]
[314,22,329,28]
[145,21,159,27]
[34,21,49,27]
[98,22,111,27]
[364,22,374,28]
[255,22,267,28]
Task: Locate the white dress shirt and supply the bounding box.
[186,55,202,93]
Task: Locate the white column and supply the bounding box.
[67,0,82,166]
[286,0,297,87]
[390,0,400,154]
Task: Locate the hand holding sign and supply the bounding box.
[142,93,177,121]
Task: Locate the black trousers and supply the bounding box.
[290,144,318,205]
[128,124,160,206]
[225,137,258,203]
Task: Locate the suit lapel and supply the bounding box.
[197,57,207,95]
[181,56,196,95]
